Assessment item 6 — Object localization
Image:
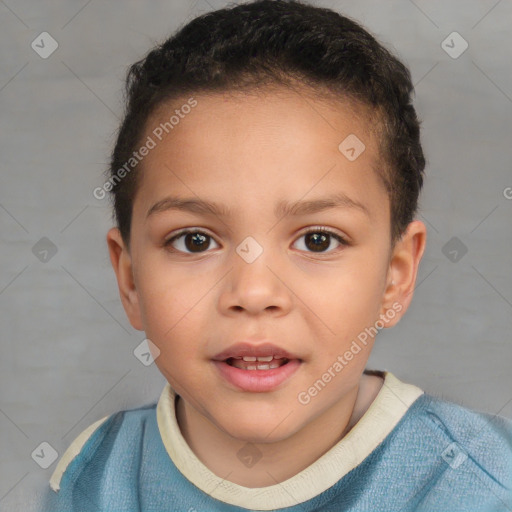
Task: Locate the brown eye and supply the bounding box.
[294,228,348,254]
[305,232,330,252]
[165,230,219,254]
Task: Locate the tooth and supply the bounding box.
[242,356,257,362]
[256,356,273,362]
[228,357,287,370]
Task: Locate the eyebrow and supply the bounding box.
[146,192,371,220]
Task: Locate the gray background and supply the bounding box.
[1,0,511,510]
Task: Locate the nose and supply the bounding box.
[218,245,293,316]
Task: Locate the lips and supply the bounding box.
[213,357,302,392]
[212,342,302,392]
[212,341,302,362]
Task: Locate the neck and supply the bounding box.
[175,373,383,488]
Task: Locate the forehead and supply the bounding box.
[134,87,388,223]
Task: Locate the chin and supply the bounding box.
[218,413,298,444]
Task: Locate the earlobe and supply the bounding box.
[380,220,427,327]
[106,227,144,331]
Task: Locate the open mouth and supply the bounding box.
[225,356,291,371]
[213,355,302,392]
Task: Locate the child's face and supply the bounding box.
[108,87,425,442]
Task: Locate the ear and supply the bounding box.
[106,227,143,331]
[379,220,427,328]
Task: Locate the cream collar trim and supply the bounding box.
[156,370,423,510]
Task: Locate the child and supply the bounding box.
[41,0,512,510]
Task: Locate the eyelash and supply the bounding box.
[164,227,349,255]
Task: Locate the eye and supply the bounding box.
[164,227,348,255]
[164,229,219,254]
[293,227,349,254]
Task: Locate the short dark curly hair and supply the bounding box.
[107,0,425,248]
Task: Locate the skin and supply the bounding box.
[107,86,426,488]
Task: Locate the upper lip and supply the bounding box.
[212,342,301,361]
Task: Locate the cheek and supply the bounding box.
[315,257,384,311]
[308,258,386,353]
[135,263,201,337]
[135,261,214,361]
[342,250,388,300]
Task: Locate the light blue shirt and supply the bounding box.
[40,370,512,511]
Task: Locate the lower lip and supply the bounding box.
[213,359,301,392]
